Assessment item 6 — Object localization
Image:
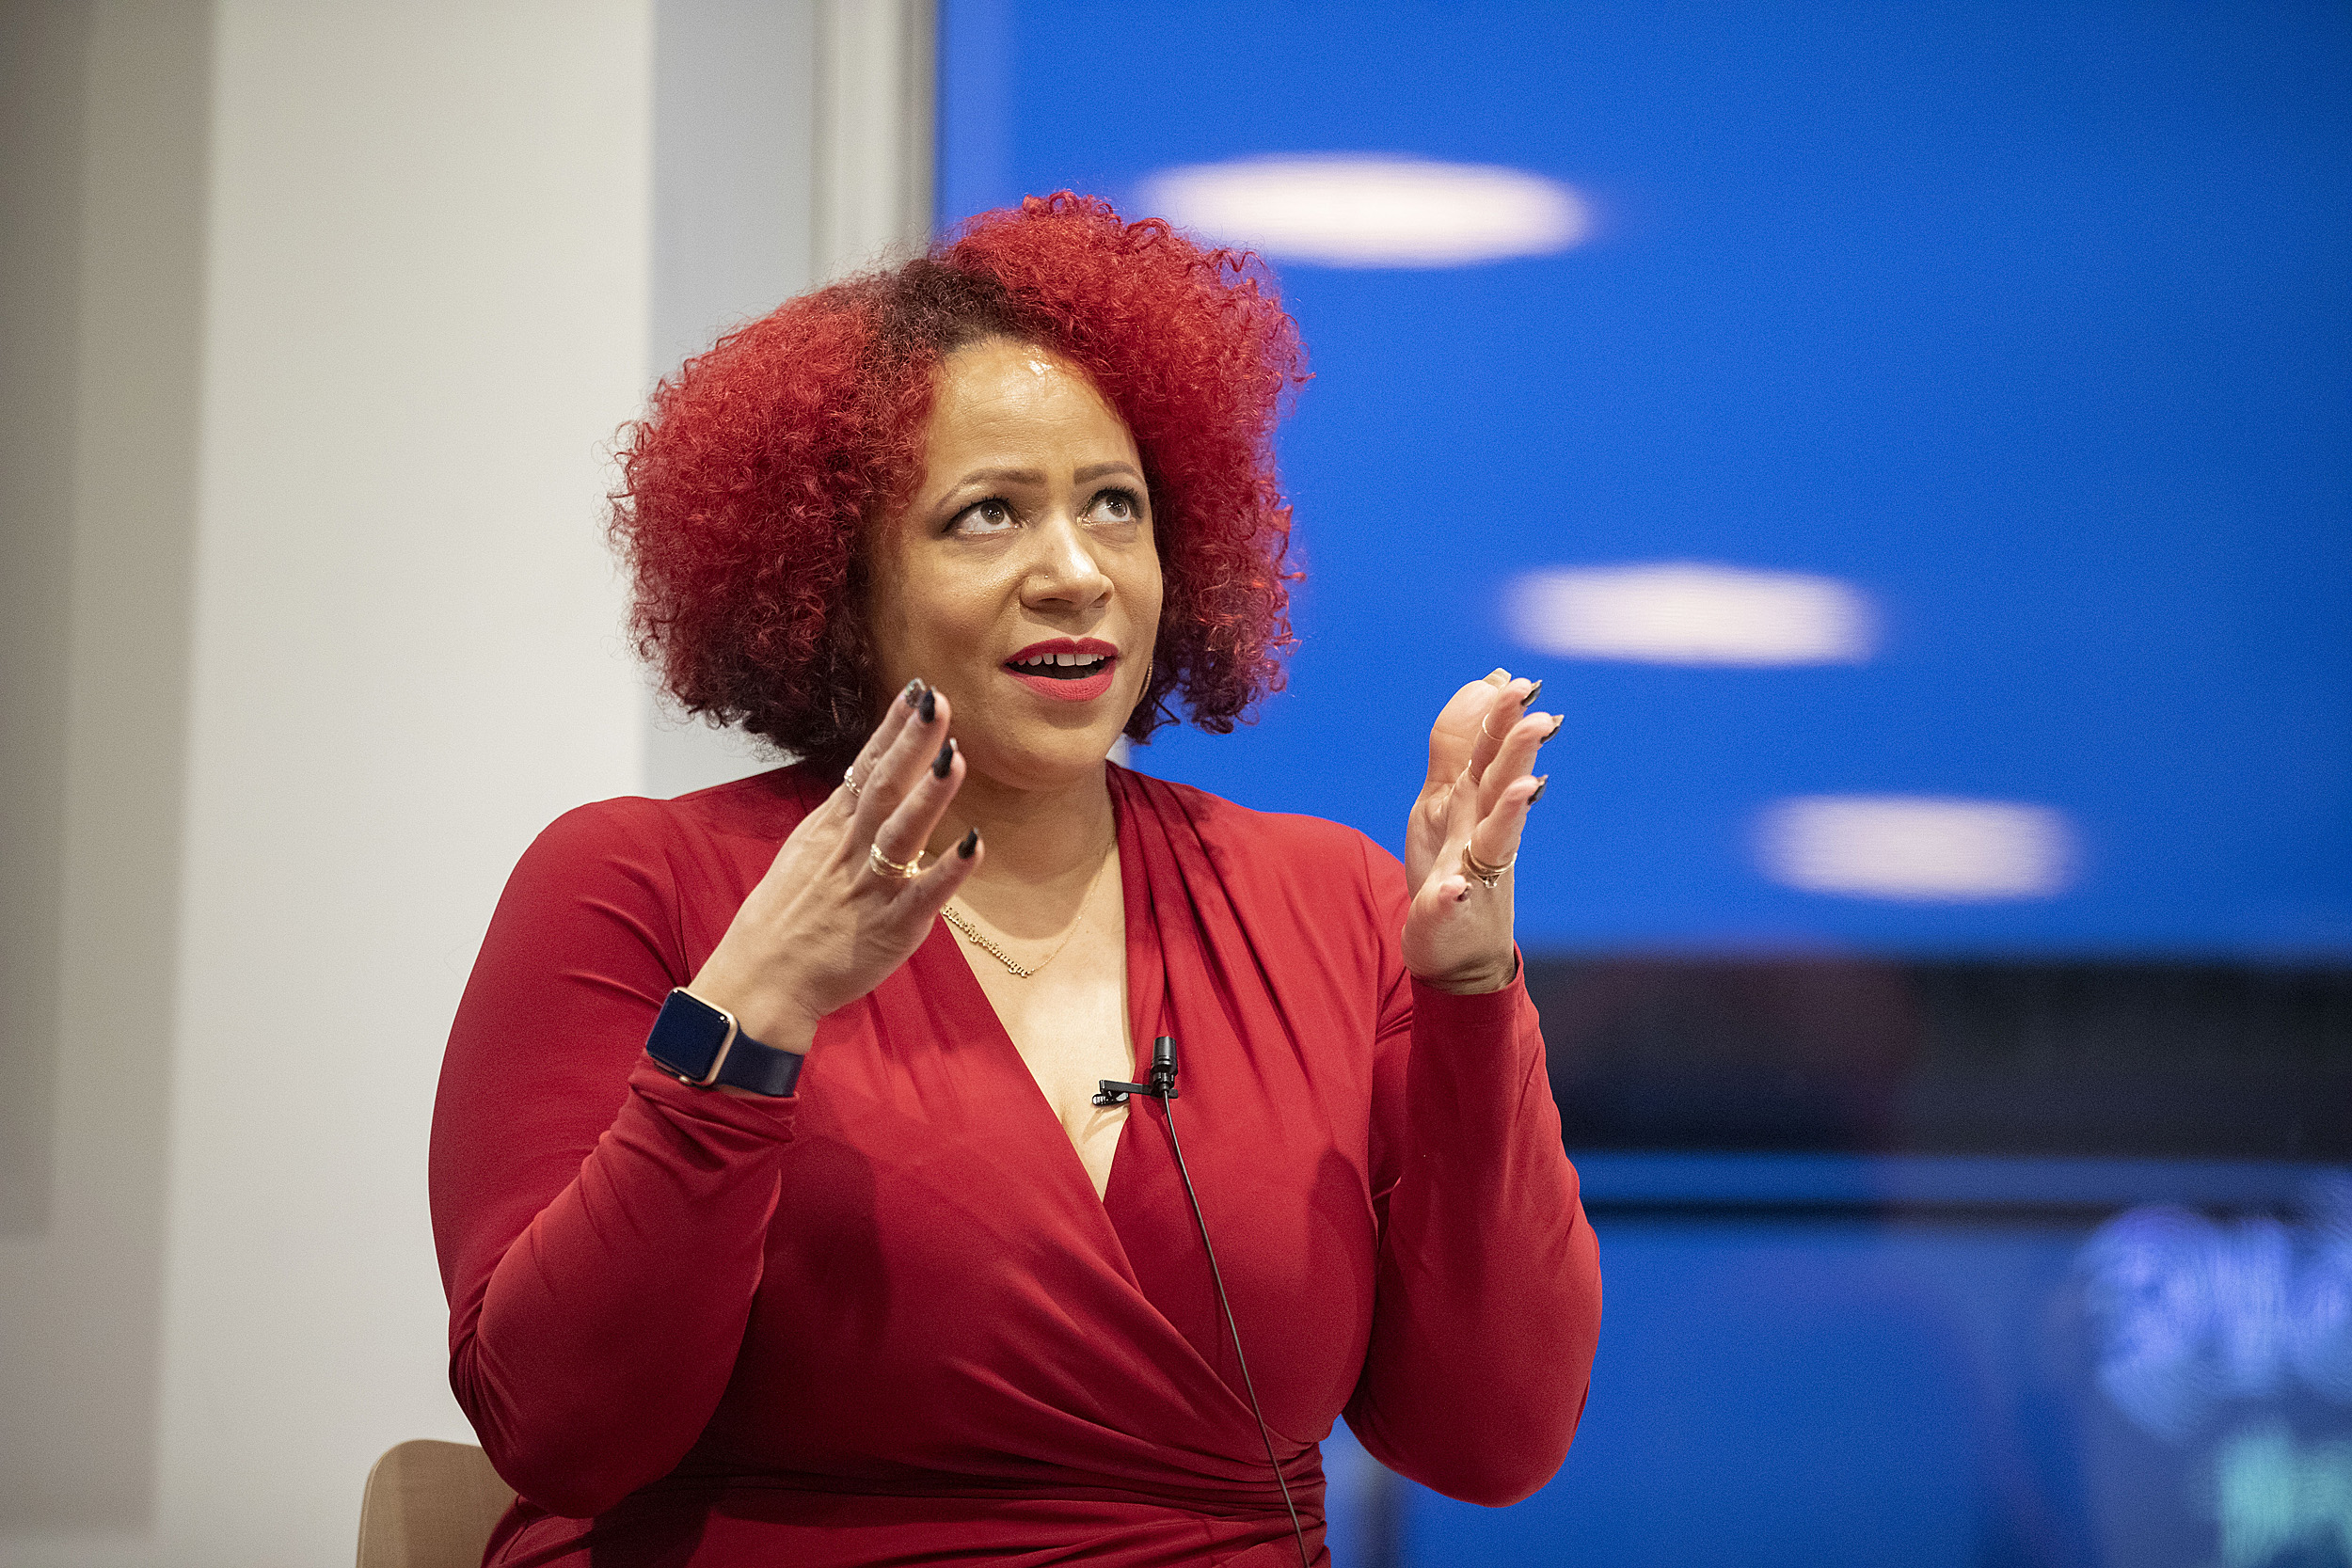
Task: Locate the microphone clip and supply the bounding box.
[1094,1035,1179,1106]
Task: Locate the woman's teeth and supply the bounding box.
[1009,653,1107,677]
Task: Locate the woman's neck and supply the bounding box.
[923,760,1117,897]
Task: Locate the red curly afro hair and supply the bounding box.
[612,192,1309,772]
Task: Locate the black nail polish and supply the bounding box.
[1543,714,1564,743]
[1521,679,1544,708]
[931,738,955,779]
[918,689,937,723]
[1529,774,1549,804]
[903,678,926,707]
[957,827,979,859]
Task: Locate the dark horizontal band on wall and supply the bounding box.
[1566,1150,2343,1221]
[1528,956,2352,1162]
[1581,1198,2129,1225]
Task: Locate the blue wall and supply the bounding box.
[936,4,2352,1561]
[940,0,2352,958]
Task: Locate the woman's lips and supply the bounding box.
[1003,655,1117,703]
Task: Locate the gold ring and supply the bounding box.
[1461,845,1516,890]
[867,842,924,880]
[841,761,863,797]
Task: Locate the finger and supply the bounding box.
[1432,763,1483,903]
[911,821,985,908]
[1424,670,1515,787]
[1465,678,1540,784]
[852,682,954,833]
[868,732,966,880]
[840,679,928,810]
[1467,768,1546,875]
[1477,706,1561,816]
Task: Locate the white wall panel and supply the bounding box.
[1,4,655,1563]
[160,5,654,1560]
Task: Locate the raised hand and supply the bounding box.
[686,680,982,1053]
[1400,669,1554,993]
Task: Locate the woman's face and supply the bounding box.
[866,336,1163,794]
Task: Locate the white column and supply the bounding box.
[815,0,936,282]
[638,0,937,798]
[640,0,818,798]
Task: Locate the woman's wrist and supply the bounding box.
[735,1003,818,1055]
[684,962,820,1055]
[1411,949,1520,996]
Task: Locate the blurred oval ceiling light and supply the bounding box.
[1506,562,1877,665]
[1138,155,1589,268]
[1756,795,2077,902]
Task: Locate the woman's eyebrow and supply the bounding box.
[952,465,1046,487]
[945,461,1141,493]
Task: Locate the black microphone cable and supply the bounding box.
[1100,1037,1311,1568]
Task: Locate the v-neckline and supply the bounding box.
[909,768,1166,1220]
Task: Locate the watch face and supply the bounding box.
[645,991,733,1082]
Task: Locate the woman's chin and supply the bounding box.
[945,670,1149,794]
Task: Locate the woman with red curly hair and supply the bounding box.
[431,195,1599,1568]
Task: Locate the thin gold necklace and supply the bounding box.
[942,841,1115,979]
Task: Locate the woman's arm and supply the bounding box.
[431,684,981,1517]
[429,801,803,1517]
[1340,670,1601,1504]
[1342,930,1602,1505]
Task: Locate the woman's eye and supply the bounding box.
[951,499,1016,535]
[1088,488,1142,524]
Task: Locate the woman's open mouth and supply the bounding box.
[1003,643,1119,703]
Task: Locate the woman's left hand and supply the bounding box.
[1401,669,1553,993]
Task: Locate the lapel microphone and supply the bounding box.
[1095,1037,1311,1568]
[1092,1035,1177,1105]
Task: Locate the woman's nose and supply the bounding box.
[1021,513,1113,610]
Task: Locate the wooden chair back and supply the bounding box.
[356,1439,515,1568]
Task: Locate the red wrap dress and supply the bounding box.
[429,762,1602,1566]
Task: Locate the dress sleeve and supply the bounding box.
[427,801,796,1519]
[1341,838,1604,1507]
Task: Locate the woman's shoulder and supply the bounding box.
[521,762,830,873]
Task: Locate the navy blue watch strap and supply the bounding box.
[711,1030,803,1097]
[644,989,803,1097]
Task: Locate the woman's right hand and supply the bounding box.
[685,680,981,1054]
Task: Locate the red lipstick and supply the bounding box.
[1002,638,1119,703]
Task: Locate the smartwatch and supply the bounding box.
[644,989,803,1097]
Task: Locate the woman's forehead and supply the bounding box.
[924,340,1137,471]
[935,336,1090,404]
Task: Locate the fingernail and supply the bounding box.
[1486,668,1510,684]
[931,738,955,779]
[1521,679,1544,708]
[903,678,927,707]
[1543,714,1564,743]
[1530,774,1549,804]
[918,688,937,723]
[957,827,979,859]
